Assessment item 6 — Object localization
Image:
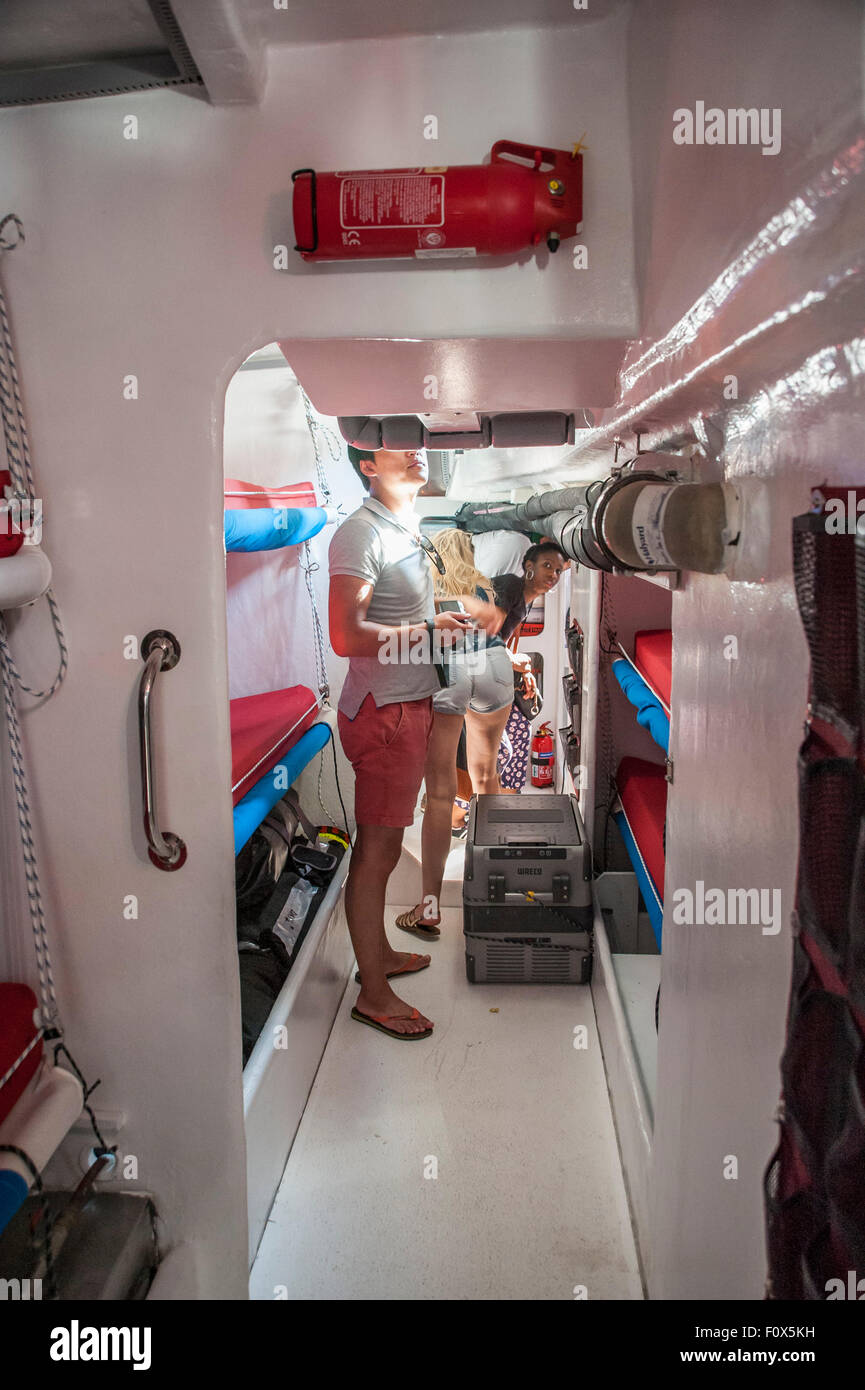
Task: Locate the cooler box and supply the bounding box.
[463,794,593,984]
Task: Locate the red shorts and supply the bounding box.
[338,694,433,827]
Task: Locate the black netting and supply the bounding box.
[793,522,859,740]
[781,985,853,1183]
[856,532,865,732]
[764,1134,827,1300]
[768,511,865,1298]
[848,813,865,1016]
[825,1053,865,1269]
[797,752,865,974]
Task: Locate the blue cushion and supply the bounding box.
[612,658,670,753]
[224,506,327,553]
[233,723,331,855]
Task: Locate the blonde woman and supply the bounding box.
[395,529,515,940]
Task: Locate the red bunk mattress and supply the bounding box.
[224,477,317,510]
[230,685,320,806]
[616,756,668,897]
[633,629,672,710]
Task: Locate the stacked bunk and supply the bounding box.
[611,629,671,948]
[223,476,327,554]
[225,480,345,1062]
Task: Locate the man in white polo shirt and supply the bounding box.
[329,446,475,1041]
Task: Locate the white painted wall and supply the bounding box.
[617,0,865,1301]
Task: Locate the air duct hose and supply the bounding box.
[455,462,741,576]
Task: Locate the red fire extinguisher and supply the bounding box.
[0,470,24,559]
[292,140,583,263]
[531,722,555,788]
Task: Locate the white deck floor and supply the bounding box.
[249,900,644,1301]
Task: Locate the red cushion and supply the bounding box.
[617,756,667,897]
[0,984,42,1126]
[224,478,317,511]
[230,686,320,805]
[634,629,672,709]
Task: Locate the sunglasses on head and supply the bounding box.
[417,533,446,575]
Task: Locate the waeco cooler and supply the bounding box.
[463,794,593,984]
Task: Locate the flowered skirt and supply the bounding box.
[499,704,530,791]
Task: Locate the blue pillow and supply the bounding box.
[612,658,670,753]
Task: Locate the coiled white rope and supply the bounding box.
[0,215,69,1061]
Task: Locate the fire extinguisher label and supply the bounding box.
[631,485,677,567]
[339,174,444,230]
[414,247,477,258]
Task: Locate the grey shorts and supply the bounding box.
[433,642,514,717]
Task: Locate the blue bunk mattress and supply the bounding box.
[224,506,327,552]
[233,722,331,854]
[613,807,664,949]
[612,657,670,753]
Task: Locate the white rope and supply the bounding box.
[0,1025,45,1094]
[0,615,61,1032]
[300,541,329,702]
[300,388,342,508]
[0,214,66,1037]
[0,216,68,701]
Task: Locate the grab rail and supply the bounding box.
[138,629,187,871]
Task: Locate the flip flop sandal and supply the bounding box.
[351,1006,434,1040]
[394,908,441,940]
[354,953,431,985]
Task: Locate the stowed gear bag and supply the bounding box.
[235,788,348,1063]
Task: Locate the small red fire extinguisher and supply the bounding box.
[0,470,24,559]
[530,722,555,787]
[292,140,583,263]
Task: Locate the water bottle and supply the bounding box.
[284,876,315,927]
[272,877,316,959]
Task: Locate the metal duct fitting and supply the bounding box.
[455,455,743,576]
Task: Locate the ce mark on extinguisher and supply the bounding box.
[342,231,361,247]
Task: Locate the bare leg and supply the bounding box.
[408,711,463,928]
[348,823,432,1034]
[465,703,512,795]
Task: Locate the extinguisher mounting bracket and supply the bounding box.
[291,168,318,254]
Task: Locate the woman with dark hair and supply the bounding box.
[493,543,569,793]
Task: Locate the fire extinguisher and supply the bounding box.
[530,722,555,788]
[0,467,51,609]
[0,470,24,559]
[292,140,583,263]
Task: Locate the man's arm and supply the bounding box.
[329,574,471,658]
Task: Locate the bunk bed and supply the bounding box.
[611,628,672,949]
[224,473,354,1261]
[224,506,326,553]
[230,685,328,853]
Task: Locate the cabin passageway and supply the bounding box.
[249,890,642,1301]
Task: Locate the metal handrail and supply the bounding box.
[138,629,187,871]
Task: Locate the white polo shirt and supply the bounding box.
[329,497,438,717]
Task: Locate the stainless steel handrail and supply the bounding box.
[138,629,187,871]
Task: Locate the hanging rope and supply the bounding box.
[300,541,329,704]
[0,216,68,701]
[0,217,116,1291]
[0,215,68,1039]
[300,387,344,513]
